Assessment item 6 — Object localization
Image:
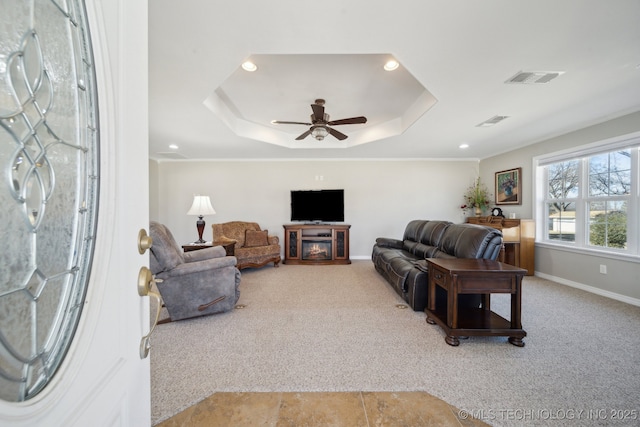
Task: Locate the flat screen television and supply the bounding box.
[290,189,344,223]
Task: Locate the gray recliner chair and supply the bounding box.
[149,221,241,322]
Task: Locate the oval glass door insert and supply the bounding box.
[0,0,99,401]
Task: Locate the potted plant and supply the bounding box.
[462,178,492,216]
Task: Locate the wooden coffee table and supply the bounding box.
[425,258,527,347]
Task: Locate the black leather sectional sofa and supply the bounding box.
[371,220,503,311]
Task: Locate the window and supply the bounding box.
[535,133,639,259]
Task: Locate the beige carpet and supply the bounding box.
[150,261,640,426]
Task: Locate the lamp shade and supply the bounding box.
[187,195,216,216]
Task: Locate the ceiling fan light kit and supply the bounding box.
[311,126,329,140]
[273,98,367,141]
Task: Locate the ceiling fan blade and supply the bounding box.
[272,120,312,126]
[311,103,325,122]
[295,130,312,140]
[328,116,367,126]
[328,127,348,140]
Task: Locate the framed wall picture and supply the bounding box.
[495,167,522,205]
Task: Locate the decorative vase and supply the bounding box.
[475,207,482,216]
[504,186,513,197]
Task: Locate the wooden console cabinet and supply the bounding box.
[466,217,534,275]
[283,224,350,265]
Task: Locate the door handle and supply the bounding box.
[138,266,162,359]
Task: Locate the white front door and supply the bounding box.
[0,0,151,425]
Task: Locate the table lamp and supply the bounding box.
[187,195,216,243]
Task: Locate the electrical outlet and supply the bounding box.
[599,264,607,274]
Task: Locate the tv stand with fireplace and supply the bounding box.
[283,224,350,265]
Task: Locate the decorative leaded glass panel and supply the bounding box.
[0,0,99,401]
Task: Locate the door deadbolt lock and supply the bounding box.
[137,228,153,254]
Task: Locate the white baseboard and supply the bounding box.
[535,271,640,307]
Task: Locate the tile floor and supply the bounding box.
[156,391,489,426]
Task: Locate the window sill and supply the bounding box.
[536,241,640,263]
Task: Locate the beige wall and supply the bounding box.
[480,111,640,303]
[149,159,159,220]
[149,159,480,259]
[150,111,640,304]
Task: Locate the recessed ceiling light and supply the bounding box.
[459,143,469,149]
[242,61,257,72]
[169,144,179,149]
[384,60,399,71]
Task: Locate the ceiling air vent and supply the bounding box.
[476,115,509,128]
[505,71,564,84]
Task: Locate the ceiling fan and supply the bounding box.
[272,99,367,141]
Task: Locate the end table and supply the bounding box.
[425,258,527,347]
[182,242,235,256]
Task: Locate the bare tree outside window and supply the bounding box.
[548,160,579,201]
[545,150,630,248]
[589,150,631,197]
[546,160,579,242]
[587,150,630,249]
[539,140,638,257]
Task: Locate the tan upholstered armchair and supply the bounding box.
[212,221,281,270]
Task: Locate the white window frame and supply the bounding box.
[533,131,640,262]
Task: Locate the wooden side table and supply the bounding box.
[425,258,527,347]
[182,243,212,252]
[182,242,235,256]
